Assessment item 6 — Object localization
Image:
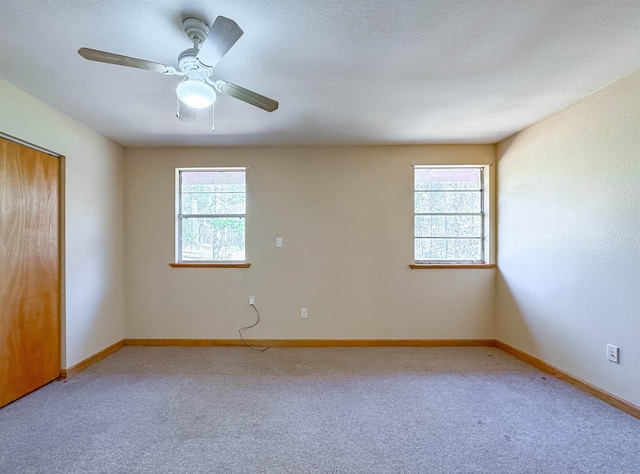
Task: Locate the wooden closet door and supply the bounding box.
[0,137,60,408]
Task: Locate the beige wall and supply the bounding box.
[4,58,638,410]
[496,70,640,407]
[0,78,126,368]
[125,145,496,340]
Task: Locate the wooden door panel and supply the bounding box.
[0,138,60,408]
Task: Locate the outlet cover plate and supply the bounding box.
[607,344,619,363]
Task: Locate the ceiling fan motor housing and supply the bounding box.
[178,17,215,79]
[178,49,213,83]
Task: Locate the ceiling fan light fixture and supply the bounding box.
[176,79,216,109]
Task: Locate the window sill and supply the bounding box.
[409,264,496,269]
[169,263,251,268]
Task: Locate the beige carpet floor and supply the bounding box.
[1,346,639,473]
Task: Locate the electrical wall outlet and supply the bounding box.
[276,237,283,248]
[300,308,308,319]
[249,296,255,305]
[607,344,619,363]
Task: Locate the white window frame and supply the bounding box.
[175,167,247,263]
[414,165,488,265]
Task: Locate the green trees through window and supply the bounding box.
[177,168,246,262]
[414,167,484,263]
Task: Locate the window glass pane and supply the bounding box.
[415,238,482,262]
[181,171,246,193]
[181,192,245,214]
[181,217,245,261]
[415,168,481,191]
[415,215,481,238]
[415,191,481,213]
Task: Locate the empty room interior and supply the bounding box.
[1,1,639,472]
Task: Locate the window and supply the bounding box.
[414,166,485,264]
[176,167,246,262]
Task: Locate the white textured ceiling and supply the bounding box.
[1,1,640,147]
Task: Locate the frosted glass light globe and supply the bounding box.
[176,80,216,109]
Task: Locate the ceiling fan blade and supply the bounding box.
[214,80,279,112]
[177,99,197,122]
[196,16,243,68]
[78,47,175,74]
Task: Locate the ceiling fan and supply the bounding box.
[78,16,278,129]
